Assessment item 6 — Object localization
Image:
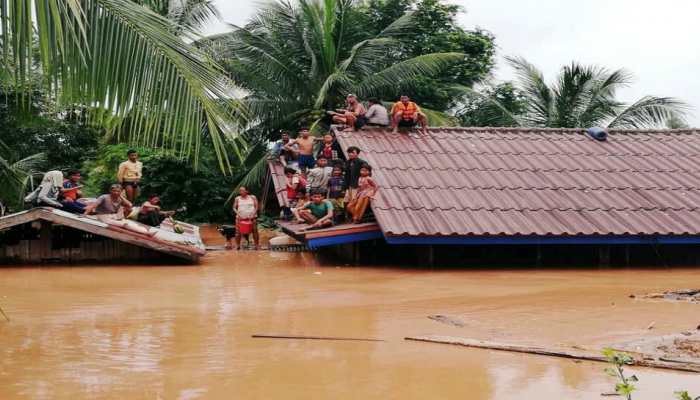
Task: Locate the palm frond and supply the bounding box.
[506,56,553,126]
[3,0,245,171]
[607,96,690,129]
[357,52,465,97]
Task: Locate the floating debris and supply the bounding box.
[631,289,700,303]
[428,315,466,328]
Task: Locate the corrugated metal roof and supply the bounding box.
[268,160,289,208]
[334,127,700,237]
[0,207,205,261]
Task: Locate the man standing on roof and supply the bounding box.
[343,146,367,210]
[284,128,317,172]
[391,95,428,135]
[117,149,143,203]
[329,94,367,131]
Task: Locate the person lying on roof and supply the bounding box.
[59,170,86,214]
[293,189,334,229]
[136,195,176,227]
[391,95,428,135]
[328,94,367,131]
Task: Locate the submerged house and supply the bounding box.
[271,126,700,265]
[0,208,205,264]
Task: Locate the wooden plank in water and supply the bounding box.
[405,335,700,373]
[252,334,384,342]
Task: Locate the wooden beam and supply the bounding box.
[405,335,700,373]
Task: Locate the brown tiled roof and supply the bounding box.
[334,127,700,237]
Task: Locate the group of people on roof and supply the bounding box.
[325,94,429,135]
[25,150,177,235]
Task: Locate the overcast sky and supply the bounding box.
[208,0,700,125]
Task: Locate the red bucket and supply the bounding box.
[237,219,253,235]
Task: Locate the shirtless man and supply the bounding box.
[329,94,367,131]
[284,128,318,172]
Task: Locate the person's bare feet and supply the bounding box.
[391,129,398,134]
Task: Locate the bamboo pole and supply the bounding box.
[405,335,700,373]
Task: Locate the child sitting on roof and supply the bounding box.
[306,156,333,194]
[327,165,346,224]
[283,167,306,220]
[346,164,378,224]
[316,133,343,166]
[293,189,334,230]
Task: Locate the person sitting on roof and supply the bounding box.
[59,170,86,214]
[136,195,176,227]
[391,95,428,135]
[365,98,390,127]
[342,146,367,207]
[346,164,378,224]
[24,170,64,208]
[272,131,299,168]
[327,165,346,224]
[231,186,260,250]
[293,189,334,229]
[84,184,154,236]
[284,128,317,173]
[306,156,333,195]
[283,167,306,220]
[315,133,343,166]
[329,94,367,131]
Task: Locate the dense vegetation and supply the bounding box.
[0,0,691,221]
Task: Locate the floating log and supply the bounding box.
[252,334,383,342]
[404,335,700,373]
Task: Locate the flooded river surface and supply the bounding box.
[1,242,700,399]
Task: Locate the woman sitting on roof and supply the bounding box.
[345,164,378,224]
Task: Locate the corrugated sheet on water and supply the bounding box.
[335,127,700,237]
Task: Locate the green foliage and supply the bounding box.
[457,82,527,127]
[82,144,237,223]
[205,0,465,138]
[675,391,700,400]
[602,349,637,400]
[0,90,102,173]
[1,0,244,170]
[356,0,496,110]
[502,57,689,128]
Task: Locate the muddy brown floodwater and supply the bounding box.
[1,230,699,399]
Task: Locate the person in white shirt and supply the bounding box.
[365,98,390,127]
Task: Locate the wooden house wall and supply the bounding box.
[0,221,182,265]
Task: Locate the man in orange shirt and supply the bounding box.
[391,95,428,135]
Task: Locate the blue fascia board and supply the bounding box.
[307,231,384,249]
[384,235,700,246]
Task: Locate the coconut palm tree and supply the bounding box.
[497,57,689,129]
[204,0,462,135]
[0,140,45,212]
[1,0,243,170]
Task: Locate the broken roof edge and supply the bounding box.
[0,208,205,262]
